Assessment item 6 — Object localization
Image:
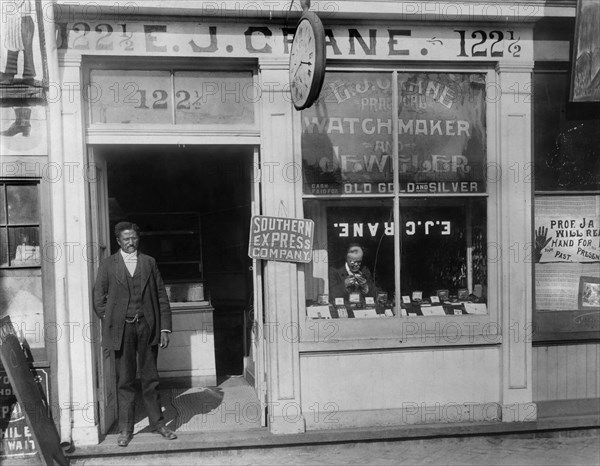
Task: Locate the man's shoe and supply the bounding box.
[154,426,177,440]
[117,432,133,447]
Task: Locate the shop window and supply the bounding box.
[533,70,600,192]
[399,198,487,308]
[304,199,395,317]
[0,182,41,268]
[0,181,44,350]
[303,71,488,320]
[532,69,600,342]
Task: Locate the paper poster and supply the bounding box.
[534,196,600,263]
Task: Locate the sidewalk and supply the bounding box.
[69,431,600,466]
[63,403,599,464]
[4,398,596,465]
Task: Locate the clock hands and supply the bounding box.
[291,59,313,80]
[292,64,303,80]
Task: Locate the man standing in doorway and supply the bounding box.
[93,222,177,446]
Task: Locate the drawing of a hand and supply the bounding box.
[534,226,552,263]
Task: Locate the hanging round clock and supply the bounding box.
[289,10,326,110]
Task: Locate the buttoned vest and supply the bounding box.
[125,264,142,318]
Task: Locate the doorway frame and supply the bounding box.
[86,141,267,435]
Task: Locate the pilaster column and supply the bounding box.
[496,62,536,422]
[258,57,305,434]
[54,52,99,444]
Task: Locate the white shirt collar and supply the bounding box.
[120,249,138,261]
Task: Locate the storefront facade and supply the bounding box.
[0,0,598,453]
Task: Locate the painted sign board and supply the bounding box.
[58,21,533,62]
[0,368,48,459]
[0,0,48,158]
[248,215,314,263]
[0,0,46,89]
[0,317,67,466]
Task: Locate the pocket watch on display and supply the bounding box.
[289,10,326,110]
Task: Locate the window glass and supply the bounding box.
[0,182,43,347]
[302,71,488,321]
[7,184,39,224]
[532,69,600,341]
[399,198,487,315]
[0,187,5,224]
[397,72,487,194]
[8,227,41,267]
[174,71,255,125]
[89,70,172,124]
[0,228,7,267]
[1,183,41,269]
[304,197,487,318]
[304,199,395,318]
[533,194,600,339]
[89,70,257,127]
[533,71,600,191]
[0,275,44,349]
[302,71,393,195]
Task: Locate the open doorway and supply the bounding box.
[98,144,254,380]
[91,144,266,435]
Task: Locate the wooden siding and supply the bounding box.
[533,344,600,401]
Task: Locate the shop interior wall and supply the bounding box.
[98,144,253,377]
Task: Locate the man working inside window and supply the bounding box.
[93,222,177,447]
[329,243,377,303]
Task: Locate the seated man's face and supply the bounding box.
[346,246,364,273]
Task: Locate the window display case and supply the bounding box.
[302,71,488,321]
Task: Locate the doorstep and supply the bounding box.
[66,400,600,461]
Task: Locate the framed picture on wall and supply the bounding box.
[579,276,600,310]
[570,0,600,102]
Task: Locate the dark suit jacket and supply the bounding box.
[93,252,172,350]
[329,264,377,300]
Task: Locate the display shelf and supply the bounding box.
[127,211,204,284]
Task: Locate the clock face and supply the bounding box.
[289,12,326,110]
